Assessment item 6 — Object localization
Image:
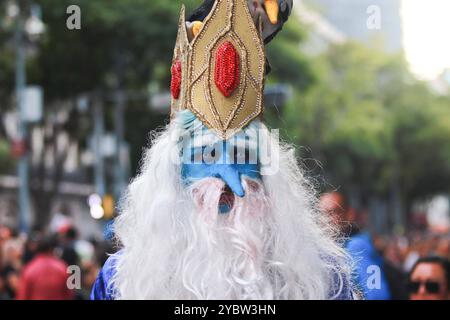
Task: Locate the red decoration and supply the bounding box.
[171,60,182,99]
[214,41,240,97]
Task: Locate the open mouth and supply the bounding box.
[218,185,235,214]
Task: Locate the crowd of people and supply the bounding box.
[0,195,449,300]
[0,223,113,300]
[320,192,450,300]
[371,230,450,299]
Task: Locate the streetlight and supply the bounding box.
[8,0,45,233]
[25,4,45,38]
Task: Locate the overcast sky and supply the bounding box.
[402,0,450,80]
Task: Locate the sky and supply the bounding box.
[401,0,450,80]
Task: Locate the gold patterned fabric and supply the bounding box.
[170,0,266,139]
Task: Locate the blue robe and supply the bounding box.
[345,232,391,300]
[90,251,121,300]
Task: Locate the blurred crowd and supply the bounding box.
[375,231,450,275]
[1,195,449,300]
[0,223,114,300]
[372,231,450,299]
[320,192,450,300]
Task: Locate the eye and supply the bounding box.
[202,145,221,163]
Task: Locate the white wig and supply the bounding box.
[110,112,354,300]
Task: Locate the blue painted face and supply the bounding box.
[176,110,262,213]
[181,138,261,213]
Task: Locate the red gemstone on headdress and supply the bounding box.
[214,41,240,97]
[171,60,182,99]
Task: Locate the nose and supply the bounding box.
[417,283,427,296]
[215,165,245,198]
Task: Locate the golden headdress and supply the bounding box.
[170,0,266,139]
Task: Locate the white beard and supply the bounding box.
[110,121,352,300]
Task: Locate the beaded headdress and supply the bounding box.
[170,0,266,139]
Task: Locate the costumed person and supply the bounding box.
[91,0,355,300]
[320,192,391,300]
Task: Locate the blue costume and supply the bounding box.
[346,232,391,300]
[91,252,121,300]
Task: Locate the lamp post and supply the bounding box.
[93,93,106,198]
[8,0,44,233]
[14,0,30,233]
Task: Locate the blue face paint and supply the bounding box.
[181,141,261,198]
[177,111,262,214]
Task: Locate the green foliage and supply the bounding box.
[2,1,448,207]
[0,139,14,174]
[33,0,198,99]
[28,0,200,171]
[266,16,315,90]
[29,0,314,173]
[0,10,15,105]
[279,41,450,202]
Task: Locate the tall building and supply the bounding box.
[304,0,403,52]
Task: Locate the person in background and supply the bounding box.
[435,236,450,260]
[0,274,9,300]
[79,262,100,300]
[58,226,80,268]
[0,230,24,300]
[16,234,74,300]
[0,225,9,268]
[21,230,42,265]
[320,192,392,300]
[403,239,421,272]
[408,256,450,300]
[1,266,19,299]
[2,236,24,272]
[380,236,409,299]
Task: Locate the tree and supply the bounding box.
[19,0,201,226]
[0,2,18,172]
[279,41,450,231]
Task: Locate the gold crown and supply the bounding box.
[170,0,266,139]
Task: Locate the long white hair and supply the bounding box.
[110,113,353,299]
